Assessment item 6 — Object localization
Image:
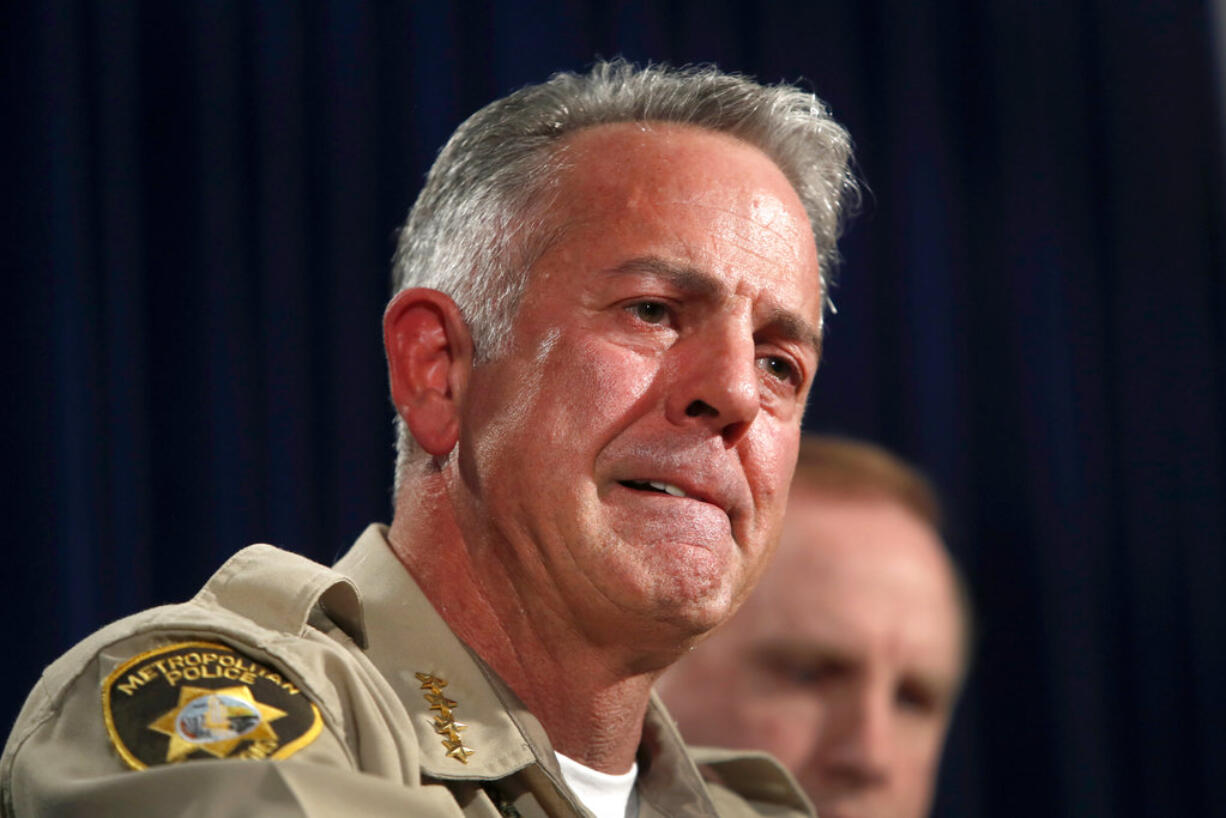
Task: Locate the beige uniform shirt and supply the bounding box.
[2,525,812,818]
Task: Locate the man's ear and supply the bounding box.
[383,288,474,458]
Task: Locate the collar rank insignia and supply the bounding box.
[416,671,474,763]
[102,640,323,770]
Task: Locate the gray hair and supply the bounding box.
[390,59,859,484]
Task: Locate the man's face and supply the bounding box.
[456,123,823,651]
[658,487,964,818]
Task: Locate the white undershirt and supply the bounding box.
[555,751,639,818]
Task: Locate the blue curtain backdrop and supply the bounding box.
[4,2,1224,816]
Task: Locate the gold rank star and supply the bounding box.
[425,691,458,709]
[148,685,286,763]
[433,715,467,736]
[443,737,475,763]
[415,672,446,690]
[424,691,458,717]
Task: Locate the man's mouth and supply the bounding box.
[619,479,688,498]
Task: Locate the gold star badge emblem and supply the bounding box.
[102,641,323,770]
[147,685,286,763]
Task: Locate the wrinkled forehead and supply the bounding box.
[760,491,967,655]
[553,122,811,229]
[538,122,824,317]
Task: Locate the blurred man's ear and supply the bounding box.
[383,288,473,457]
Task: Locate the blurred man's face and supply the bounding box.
[659,485,964,818]
[456,123,824,653]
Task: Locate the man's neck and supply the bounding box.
[387,469,675,773]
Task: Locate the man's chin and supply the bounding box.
[648,588,739,643]
[597,586,736,663]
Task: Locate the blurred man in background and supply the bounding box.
[659,436,970,818]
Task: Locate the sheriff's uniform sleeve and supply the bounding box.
[1,632,468,818]
[1,543,474,818]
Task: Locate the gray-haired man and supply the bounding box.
[3,61,858,817]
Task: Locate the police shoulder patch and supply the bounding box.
[101,640,323,770]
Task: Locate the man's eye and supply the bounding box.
[782,664,826,687]
[627,301,670,324]
[760,654,842,689]
[896,680,938,714]
[759,356,796,383]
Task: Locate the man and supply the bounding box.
[2,61,857,817]
[658,437,969,818]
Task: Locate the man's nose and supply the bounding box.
[664,321,760,447]
[816,683,893,790]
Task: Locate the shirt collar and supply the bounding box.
[334,524,536,781]
[333,524,720,815]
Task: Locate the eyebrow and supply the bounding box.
[755,639,956,696]
[754,637,858,669]
[765,306,823,361]
[607,256,823,359]
[608,256,722,299]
